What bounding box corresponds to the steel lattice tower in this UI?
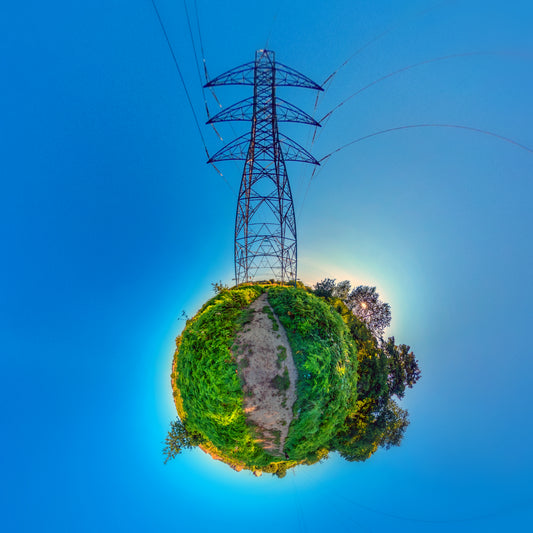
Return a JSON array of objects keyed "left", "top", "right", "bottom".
[{"left": 206, "top": 50, "right": 322, "bottom": 285}]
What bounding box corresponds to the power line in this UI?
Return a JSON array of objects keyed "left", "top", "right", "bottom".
[
  {"left": 149, "top": 0, "right": 234, "bottom": 192},
  {"left": 192, "top": 0, "right": 225, "bottom": 115},
  {"left": 319, "top": 0, "right": 458, "bottom": 90},
  {"left": 319, "top": 51, "right": 524, "bottom": 125},
  {"left": 182, "top": 0, "right": 208, "bottom": 108},
  {"left": 311, "top": 0, "right": 458, "bottom": 121},
  {"left": 298, "top": 123, "right": 532, "bottom": 218},
  {"left": 183, "top": 0, "right": 223, "bottom": 140},
  {"left": 149, "top": 0, "right": 209, "bottom": 158},
  {"left": 320, "top": 124, "right": 533, "bottom": 162},
  {"left": 192, "top": 0, "right": 209, "bottom": 85}
]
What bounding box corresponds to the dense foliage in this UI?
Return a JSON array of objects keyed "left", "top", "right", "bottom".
[
  {"left": 163, "top": 418, "right": 201, "bottom": 464},
  {"left": 172, "top": 284, "right": 276, "bottom": 468},
  {"left": 314, "top": 279, "right": 421, "bottom": 462},
  {"left": 167, "top": 280, "right": 421, "bottom": 475},
  {"left": 315, "top": 279, "right": 391, "bottom": 340},
  {"left": 267, "top": 286, "right": 358, "bottom": 460}
]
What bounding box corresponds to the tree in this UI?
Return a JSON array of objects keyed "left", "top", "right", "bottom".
[
  {"left": 313, "top": 278, "right": 352, "bottom": 299},
  {"left": 344, "top": 286, "right": 391, "bottom": 341},
  {"left": 332, "top": 398, "right": 409, "bottom": 461},
  {"left": 212, "top": 281, "right": 229, "bottom": 294},
  {"left": 382, "top": 337, "right": 421, "bottom": 399},
  {"left": 163, "top": 418, "right": 199, "bottom": 464},
  {"left": 275, "top": 462, "right": 288, "bottom": 478},
  {"left": 313, "top": 280, "right": 391, "bottom": 341},
  {"left": 378, "top": 399, "right": 409, "bottom": 449},
  {"left": 313, "top": 278, "right": 337, "bottom": 298}
]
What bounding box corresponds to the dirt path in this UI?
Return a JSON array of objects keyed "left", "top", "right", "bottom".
[{"left": 232, "top": 293, "right": 298, "bottom": 456}]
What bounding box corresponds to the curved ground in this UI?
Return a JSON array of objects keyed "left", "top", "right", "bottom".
[{"left": 232, "top": 293, "right": 298, "bottom": 456}]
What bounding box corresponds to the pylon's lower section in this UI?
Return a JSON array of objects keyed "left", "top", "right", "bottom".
[{"left": 235, "top": 153, "right": 297, "bottom": 285}]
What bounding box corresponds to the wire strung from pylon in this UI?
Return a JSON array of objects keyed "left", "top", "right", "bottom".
[
  {"left": 299, "top": 50, "right": 532, "bottom": 215},
  {"left": 183, "top": 0, "right": 223, "bottom": 140},
  {"left": 297, "top": 163, "right": 322, "bottom": 221},
  {"left": 182, "top": 2, "right": 208, "bottom": 113},
  {"left": 309, "top": 49, "right": 531, "bottom": 153},
  {"left": 149, "top": 0, "right": 233, "bottom": 192},
  {"left": 189, "top": 0, "right": 238, "bottom": 144},
  {"left": 150, "top": 0, "right": 208, "bottom": 154},
  {"left": 189, "top": 0, "right": 245, "bottom": 184},
  {"left": 192, "top": 0, "right": 223, "bottom": 111},
  {"left": 319, "top": 124, "right": 533, "bottom": 163},
  {"left": 308, "top": 0, "right": 458, "bottom": 159},
  {"left": 315, "top": 0, "right": 458, "bottom": 108},
  {"left": 297, "top": 122, "right": 533, "bottom": 218},
  {"left": 318, "top": 51, "right": 522, "bottom": 129}
]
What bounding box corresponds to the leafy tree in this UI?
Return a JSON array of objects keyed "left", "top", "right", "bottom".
[
  {"left": 163, "top": 418, "right": 200, "bottom": 464},
  {"left": 333, "top": 280, "right": 351, "bottom": 299},
  {"left": 313, "top": 280, "right": 391, "bottom": 341},
  {"left": 275, "top": 462, "right": 288, "bottom": 478},
  {"left": 378, "top": 399, "right": 410, "bottom": 449},
  {"left": 332, "top": 398, "right": 409, "bottom": 461},
  {"left": 313, "top": 278, "right": 337, "bottom": 298},
  {"left": 313, "top": 278, "right": 352, "bottom": 299},
  {"left": 382, "top": 337, "right": 421, "bottom": 399},
  {"left": 327, "top": 297, "right": 419, "bottom": 463},
  {"left": 344, "top": 285, "right": 391, "bottom": 341},
  {"left": 356, "top": 336, "right": 389, "bottom": 402}
]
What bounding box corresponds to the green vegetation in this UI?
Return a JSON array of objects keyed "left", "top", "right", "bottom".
[
  {"left": 163, "top": 418, "right": 202, "bottom": 464},
  {"left": 167, "top": 279, "right": 421, "bottom": 476},
  {"left": 271, "top": 367, "right": 290, "bottom": 391},
  {"left": 315, "top": 279, "right": 421, "bottom": 462},
  {"left": 267, "top": 286, "right": 358, "bottom": 460},
  {"left": 172, "top": 284, "right": 276, "bottom": 468},
  {"left": 277, "top": 345, "right": 287, "bottom": 362},
  {"left": 262, "top": 305, "right": 279, "bottom": 331}
]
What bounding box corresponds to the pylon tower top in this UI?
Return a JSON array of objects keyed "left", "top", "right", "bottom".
[{"left": 206, "top": 50, "right": 322, "bottom": 286}]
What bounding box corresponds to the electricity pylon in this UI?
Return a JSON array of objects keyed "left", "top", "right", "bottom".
[{"left": 206, "top": 50, "right": 322, "bottom": 285}]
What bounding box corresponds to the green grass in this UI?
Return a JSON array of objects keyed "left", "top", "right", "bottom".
[
  {"left": 173, "top": 284, "right": 276, "bottom": 467},
  {"left": 262, "top": 305, "right": 279, "bottom": 331},
  {"left": 267, "top": 286, "right": 359, "bottom": 461},
  {"left": 277, "top": 345, "right": 287, "bottom": 362},
  {"left": 172, "top": 283, "right": 360, "bottom": 473},
  {"left": 271, "top": 367, "right": 290, "bottom": 391}
]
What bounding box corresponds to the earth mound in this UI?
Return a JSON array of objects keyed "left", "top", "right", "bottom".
[{"left": 169, "top": 282, "right": 420, "bottom": 477}]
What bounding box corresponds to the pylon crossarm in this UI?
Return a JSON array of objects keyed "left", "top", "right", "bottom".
[
  {"left": 204, "top": 62, "right": 256, "bottom": 86},
  {"left": 207, "top": 97, "right": 255, "bottom": 123},
  {"left": 207, "top": 134, "right": 250, "bottom": 162},
  {"left": 208, "top": 97, "right": 320, "bottom": 125},
  {"left": 204, "top": 58, "right": 323, "bottom": 91},
  {"left": 278, "top": 134, "right": 320, "bottom": 164},
  {"left": 273, "top": 63, "right": 324, "bottom": 90},
  {"left": 209, "top": 133, "right": 319, "bottom": 164},
  {"left": 276, "top": 99, "right": 321, "bottom": 125}
]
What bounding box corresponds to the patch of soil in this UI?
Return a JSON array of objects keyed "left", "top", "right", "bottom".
[{"left": 232, "top": 293, "right": 298, "bottom": 456}]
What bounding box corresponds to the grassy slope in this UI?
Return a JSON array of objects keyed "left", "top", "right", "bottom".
[
  {"left": 173, "top": 284, "right": 282, "bottom": 468},
  {"left": 267, "top": 287, "right": 359, "bottom": 461},
  {"left": 172, "top": 284, "right": 359, "bottom": 471}
]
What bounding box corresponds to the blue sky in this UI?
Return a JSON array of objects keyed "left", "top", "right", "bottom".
[{"left": 2, "top": 1, "right": 532, "bottom": 531}]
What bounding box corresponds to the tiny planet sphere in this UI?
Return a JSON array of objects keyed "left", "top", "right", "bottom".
[{"left": 168, "top": 282, "right": 418, "bottom": 477}]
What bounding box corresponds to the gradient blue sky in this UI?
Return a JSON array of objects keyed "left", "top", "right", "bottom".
[{"left": 2, "top": 1, "right": 532, "bottom": 531}]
